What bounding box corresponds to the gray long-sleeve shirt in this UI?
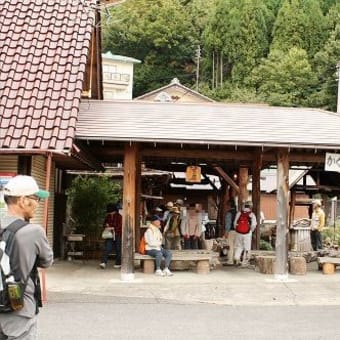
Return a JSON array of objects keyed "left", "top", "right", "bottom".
[{"left": 1, "top": 216, "right": 53, "bottom": 318}]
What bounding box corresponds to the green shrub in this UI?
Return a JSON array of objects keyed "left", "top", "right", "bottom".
[
  {"left": 322, "top": 225, "right": 340, "bottom": 246},
  {"left": 259, "top": 239, "right": 273, "bottom": 251},
  {"left": 67, "top": 176, "right": 122, "bottom": 237}
]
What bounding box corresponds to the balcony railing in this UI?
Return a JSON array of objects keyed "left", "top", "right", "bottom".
[{"left": 103, "top": 72, "right": 130, "bottom": 84}]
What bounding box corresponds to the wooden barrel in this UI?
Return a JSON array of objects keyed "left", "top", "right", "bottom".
[{"left": 290, "top": 227, "right": 312, "bottom": 252}]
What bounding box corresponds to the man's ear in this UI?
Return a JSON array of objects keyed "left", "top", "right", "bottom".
[{"left": 19, "top": 196, "right": 32, "bottom": 209}]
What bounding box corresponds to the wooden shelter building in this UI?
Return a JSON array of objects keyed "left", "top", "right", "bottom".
[
  {"left": 2, "top": 0, "right": 340, "bottom": 282},
  {"left": 76, "top": 100, "right": 340, "bottom": 280}
]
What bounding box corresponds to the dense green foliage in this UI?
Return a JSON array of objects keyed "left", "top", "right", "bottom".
[
  {"left": 67, "top": 176, "right": 122, "bottom": 236},
  {"left": 102, "top": 0, "right": 340, "bottom": 111}
]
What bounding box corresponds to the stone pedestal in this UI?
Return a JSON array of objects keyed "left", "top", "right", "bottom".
[
  {"left": 289, "top": 256, "right": 307, "bottom": 275},
  {"left": 143, "top": 259, "right": 155, "bottom": 274},
  {"left": 256, "top": 255, "right": 276, "bottom": 274},
  {"left": 196, "top": 260, "right": 210, "bottom": 274}
]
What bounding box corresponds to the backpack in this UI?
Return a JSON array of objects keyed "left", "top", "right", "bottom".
[
  {"left": 168, "top": 214, "right": 180, "bottom": 233},
  {"left": 235, "top": 211, "right": 251, "bottom": 234},
  {"left": 0, "top": 219, "right": 29, "bottom": 313},
  {"left": 204, "top": 223, "right": 216, "bottom": 240},
  {"left": 138, "top": 235, "right": 146, "bottom": 255}
]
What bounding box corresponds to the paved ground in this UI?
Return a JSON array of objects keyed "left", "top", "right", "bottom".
[
  {"left": 44, "top": 259, "right": 340, "bottom": 306},
  {"left": 37, "top": 260, "right": 340, "bottom": 339}
]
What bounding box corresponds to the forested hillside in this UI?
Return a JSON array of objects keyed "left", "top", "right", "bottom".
[{"left": 102, "top": 0, "right": 340, "bottom": 111}]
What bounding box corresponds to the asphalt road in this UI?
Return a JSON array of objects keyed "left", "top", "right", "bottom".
[{"left": 38, "top": 293, "right": 340, "bottom": 340}]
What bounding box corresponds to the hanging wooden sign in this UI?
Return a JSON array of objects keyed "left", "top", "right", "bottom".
[{"left": 185, "top": 166, "right": 201, "bottom": 183}]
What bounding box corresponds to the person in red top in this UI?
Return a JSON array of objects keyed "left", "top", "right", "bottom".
[{"left": 100, "top": 204, "right": 122, "bottom": 269}]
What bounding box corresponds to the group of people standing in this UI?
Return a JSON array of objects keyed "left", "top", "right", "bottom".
[
  {"left": 99, "top": 196, "right": 326, "bottom": 274},
  {"left": 223, "top": 198, "right": 326, "bottom": 268},
  {"left": 162, "top": 200, "right": 206, "bottom": 251},
  {"left": 142, "top": 199, "right": 207, "bottom": 276}
]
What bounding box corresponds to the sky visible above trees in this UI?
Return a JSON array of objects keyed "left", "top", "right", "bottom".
[{"left": 102, "top": 0, "right": 340, "bottom": 111}]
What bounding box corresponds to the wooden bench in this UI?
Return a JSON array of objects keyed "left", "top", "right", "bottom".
[
  {"left": 134, "top": 250, "right": 218, "bottom": 274},
  {"left": 317, "top": 257, "right": 340, "bottom": 274}
]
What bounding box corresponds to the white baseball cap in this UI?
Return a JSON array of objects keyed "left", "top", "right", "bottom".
[
  {"left": 4, "top": 175, "right": 49, "bottom": 199},
  {"left": 312, "top": 199, "right": 322, "bottom": 206}
]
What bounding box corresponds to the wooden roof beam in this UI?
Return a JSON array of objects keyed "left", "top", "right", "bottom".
[{"left": 214, "top": 166, "right": 239, "bottom": 193}]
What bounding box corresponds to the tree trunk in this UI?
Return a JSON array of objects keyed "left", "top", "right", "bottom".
[{"left": 275, "top": 148, "right": 289, "bottom": 279}]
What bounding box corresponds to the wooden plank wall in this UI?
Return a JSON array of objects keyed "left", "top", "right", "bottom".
[{"left": 31, "top": 155, "right": 55, "bottom": 246}]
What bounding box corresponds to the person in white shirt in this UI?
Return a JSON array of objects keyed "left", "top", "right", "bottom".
[
  {"left": 145, "top": 215, "right": 173, "bottom": 276},
  {"left": 234, "top": 201, "right": 257, "bottom": 267}
]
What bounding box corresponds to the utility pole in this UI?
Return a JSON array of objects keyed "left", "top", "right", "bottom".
[
  {"left": 337, "top": 62, "right": 340, "bottom": 113},
  {"left": 195, "top": 45, "right": 201, "bottom": 91}
]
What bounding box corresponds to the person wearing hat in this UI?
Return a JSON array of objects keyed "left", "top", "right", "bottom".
[
  {"left": 233, "top": 201, "right": 257, "bottom": 267},
  {"left": 0, "top": 175, "right": 53, "bottom": 339},
  {"left": 163, "top": 206, "right": 182, "bottom": 250},
  {"left": 162, "top": 201, "right": 174, "bottom": 224},
  {"left": 144, "top": 215, "right": 173, "bottom": 276},
  {"left": 310, "top": 199, "right": 325, "bottom": 251}
]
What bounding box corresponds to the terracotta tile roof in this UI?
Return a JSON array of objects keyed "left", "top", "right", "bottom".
[{"left": 0, "top": 0, "right": 95, "bottom": 151}]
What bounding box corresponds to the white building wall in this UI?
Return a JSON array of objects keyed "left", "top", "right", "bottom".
[{"left": 102, "top": 59, "right": 136, "bottom": 100}]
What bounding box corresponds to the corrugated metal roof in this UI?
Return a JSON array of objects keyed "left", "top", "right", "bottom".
[
  {"left": 0, "top": 0, "right": 95, "bottom": 152},
  {"left": 77, "top": 101, "right": 340, "bottom": 149}
]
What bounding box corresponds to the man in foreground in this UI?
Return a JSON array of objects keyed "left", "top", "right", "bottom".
[{"left": 0, "top": 175, "right": 53, "bottom": 339}]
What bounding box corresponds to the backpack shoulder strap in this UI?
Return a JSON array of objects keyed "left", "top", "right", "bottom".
[
  {"left": 1, "top": 219, "right": 28, "bottom": 248},
  {"left": 2, "top": 219, "right": 28, "bottom": 235}
]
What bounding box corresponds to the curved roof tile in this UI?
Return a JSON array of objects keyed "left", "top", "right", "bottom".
[{"left": 0, "top": 0, "right": 95, "bottom": 151}]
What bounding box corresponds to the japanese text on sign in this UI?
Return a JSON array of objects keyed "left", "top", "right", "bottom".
[{"left": 325, "top": 153, "right": 340, "bottom": 172}]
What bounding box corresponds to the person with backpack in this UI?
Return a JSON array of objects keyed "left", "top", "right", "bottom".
[
  {"left": 0, "top": 175, "right": 53, "bottom": 339},
  {"left": 233, "top": 201, "right": 257, "bottom": 267},
  {"left": 224, "top": 200, "right": 237, "bottom": 265},
  {"left": 163, "top": 206, "right": 182, "bottom": 250}
]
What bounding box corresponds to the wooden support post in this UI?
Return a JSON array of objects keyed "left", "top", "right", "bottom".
[
  {"left": 289, "top": 190, "right": 296, "bottom": 227},
  {"left": 238, "top": 167, "right": 248, "bottom": 209},
  {"left": 219, "top": 182, "right": 229, "bottom": 236},
  {"left": 41, "top": 152, "right": 52, "bottom": 303},
  {"left": 275, "top": 148, "right": 289, "bottom": 279},
  {"left": 121, "top": 143, "right": 140, "bottom": 281},
  {"left": 252, "top": 151, "right": 262, "bottom": 250}
]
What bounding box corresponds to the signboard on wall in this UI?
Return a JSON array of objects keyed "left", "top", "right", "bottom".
[
  {"left": 185, "top": 166, "right": 201, "bottom": 183},
  {"left": 325, "top": 153, "right": 340, "bottom": 172},
  {"left": 0, "top": 173, "right": 16, "bottom": 219}
]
